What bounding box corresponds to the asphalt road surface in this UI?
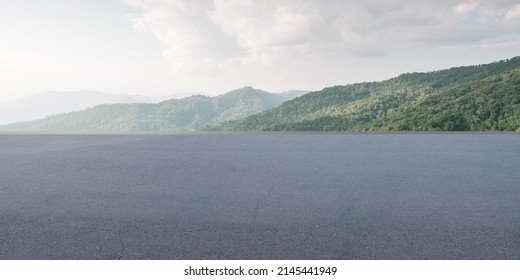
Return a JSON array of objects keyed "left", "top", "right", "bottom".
[{"left": 0, "top": 133, "right": 519, "bottom": 259}]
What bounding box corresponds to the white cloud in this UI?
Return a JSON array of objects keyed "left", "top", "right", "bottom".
[
  {"left": 120, "top": 0, "right": 520, "bottom": 84},
  {"left": 122, "top": 0, "right": 238, "bottom": 73},
  {"left": 209, "top": 0, "right": 323, "bottom": 64},
  {"left": 454, "top": 1, "right": 478, "bottom": 14},
  {"left": 504, "top": 4, "right": 520, "bottom": 21}
]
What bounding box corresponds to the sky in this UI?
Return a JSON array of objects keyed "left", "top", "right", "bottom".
[{"left": 1, "top": 0, "right": 519, "bottom": 102}]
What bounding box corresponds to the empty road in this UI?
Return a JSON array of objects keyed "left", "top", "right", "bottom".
[{"left": 1, "top": 133, "right": 519, "bottom": 259}]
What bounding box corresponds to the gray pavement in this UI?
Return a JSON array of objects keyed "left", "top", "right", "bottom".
[{"left": 0, "top": 133, "right": 519, "bottom": 259}]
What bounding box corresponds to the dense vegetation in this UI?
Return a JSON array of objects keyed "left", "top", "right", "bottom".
[
  {"left": 0, "top": 87, "right": 290, "bottom": 131},
  {"left": 366, "top": 69, "right": 520, "bottom": 131},
  {"left": 211, "top": 57, "right": 520, "bottom": 131}
]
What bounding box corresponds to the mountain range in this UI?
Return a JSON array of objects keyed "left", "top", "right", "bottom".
[
  {"left": 212, "top": 57, "right": 520, "bottom": 132},
  {"left": 1, "top": 56, "right": 519, "bottom": 132},
  {"left": 0, "top": 87, "right": 305, "bottom": 131}
]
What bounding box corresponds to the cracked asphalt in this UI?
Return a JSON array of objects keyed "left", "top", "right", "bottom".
[{"left": 0, "top": 133, "right": 519, "bottom": 259}]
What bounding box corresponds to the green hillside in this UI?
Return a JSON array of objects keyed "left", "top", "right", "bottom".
[
  {"left": 0, "top": 87, "right": 287, "bottom": 131},
  {"left": 210, "top": 57, "right": 520, "bottom": 131},
  {"left": 365, "top": 69, "right": 520, "bottom": 131}
]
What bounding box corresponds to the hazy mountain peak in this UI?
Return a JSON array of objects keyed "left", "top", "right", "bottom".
[
  {"left": 0, "top": 91, "right": 154, "bottom": 125},
  {"left": 0, "top": 87, "right": 295, "bottom": 131}
]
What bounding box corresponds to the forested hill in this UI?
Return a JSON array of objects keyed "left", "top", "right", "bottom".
[
  {"left": 0, "top": 87, "right": 290, "bottom": 131},
  {"left": 211, "top": 57, "right": 520, "bottom": 131},
  {"left": 365, "top": 68, "right": 520, "bottom": 131}
]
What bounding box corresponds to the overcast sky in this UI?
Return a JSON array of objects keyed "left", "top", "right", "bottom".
[{"left": 1, "top": 0, "right": 519, "bottom": 101}]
